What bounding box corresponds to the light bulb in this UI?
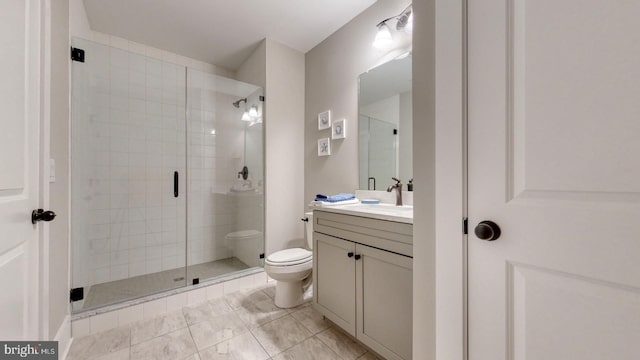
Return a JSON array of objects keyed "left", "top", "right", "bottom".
[
  {"left": 248, "top": 105, "right": 258, "bottom": 119},
  {"left": 241, "top": 111, "right": 251, "bottom": 121},
  {"left": 373, "top": 23, "right": 393, "bottom": 50}
]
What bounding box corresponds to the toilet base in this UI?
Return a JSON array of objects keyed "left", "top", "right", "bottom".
[{"left": 274, "top": 280, "right": 305, "bottom": 308}]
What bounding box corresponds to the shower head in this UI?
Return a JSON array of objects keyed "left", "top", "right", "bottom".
[{"left": 232, "top": 98, "right": 247, "bottom": 108}]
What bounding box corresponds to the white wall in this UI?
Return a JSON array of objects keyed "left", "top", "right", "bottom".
[
  {"left": 304, "top": 3, "right": 434, "bottom": 358},
  {"left": 304, "top": 0, "right": 412, "bottom": 204},
  {"left": 434, "top": 0, "right": 465, "bottom": 359},
  {"left": 69, "top": 0, "right": 91, "bottom": 39},
  {"left": 412, "top": 0, "right": 436, "bottom": 359},
  {"left": 360, "top": 95, "right": 400, "bottom": 124},
  {"left": 236, "top": 41, "right": 266, "bottom": 88},
  {"left": 265, "top": 40, "right": 305, "bottom": 254},
  {"left": 237, "top": 39, "right": 306, "bottom": 256}
]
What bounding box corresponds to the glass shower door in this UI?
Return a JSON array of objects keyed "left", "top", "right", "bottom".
[
  {"left": 70, "top": 38, "right": 187, "bottom": 311},
  {"left": 359, "top": 115, "right": 398, "bottom": 190},
  {"left": 185, "top": 69, "right": 264, "bottom": 285}
]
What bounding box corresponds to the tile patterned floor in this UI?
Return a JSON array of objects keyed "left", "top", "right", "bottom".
[
  {"left": 68, "top": 284, "right": 382, "bottom": 360},
  {"left": 83, "top": 258, "right": 250, "bottom": 309}
]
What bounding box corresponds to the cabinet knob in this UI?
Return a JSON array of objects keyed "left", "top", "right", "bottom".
[
  {"left": 347, "top": 252, "right": 354, "bottom": 258},
  {"left": 354, "top": 254, "right": 361, "bottom": 260}
]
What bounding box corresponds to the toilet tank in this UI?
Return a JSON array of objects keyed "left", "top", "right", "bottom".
[{"left": 305, "top": 212, "right": 313, "bottom": 249}]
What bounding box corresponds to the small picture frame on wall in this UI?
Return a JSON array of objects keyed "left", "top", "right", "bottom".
[
  {"left": 318, "top": 110, "right": 331, "bottom": 130},
  {"left": 318, "top": 137, "right": 331, "bottom": 156},
  {"left": 332, "top": 119, "right": 346, "bottom": 140}
]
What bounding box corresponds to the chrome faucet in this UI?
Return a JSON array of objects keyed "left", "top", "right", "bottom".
[{"left": 386, "top": 177, "right": 403, "bottom": 206}]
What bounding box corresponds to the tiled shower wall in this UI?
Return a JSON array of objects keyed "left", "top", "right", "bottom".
[
  {"left": 186, "top": 73, "right": 264, "bottom": 266},
  {"left": 186, "top": 84, "right": 239, "bottom": 266},
  {"left": 72, "top": 39, "right": 265, "bottom": 291},
  {"left": 71, "top": 38, "right": 187, "bottom": 288}
]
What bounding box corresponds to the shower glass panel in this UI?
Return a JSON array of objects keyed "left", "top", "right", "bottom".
[
  {"left": 185, "top": 70, "right": 264, "bottom": 284},
  {"left": 71, "top": 37, "right": 188, "bottom": 312},
  {"left": 71, "top": 39, "right": 265, "bottom": 314},
  {"left": 358, "top": 115, "right": 397, "bottom": 190}
]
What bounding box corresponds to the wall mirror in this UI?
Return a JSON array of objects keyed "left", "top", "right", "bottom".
[{"left": 358, "top": 54, "right": 412, "bottom": 190}]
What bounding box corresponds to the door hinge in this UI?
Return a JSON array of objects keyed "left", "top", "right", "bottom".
[
  {"left": 393, "top": 128, "right": 398, "bottom": 135},
  {"left": 259, "top": 96, "right": 265, "bottom": 102},
  {"left": 259, "top": 253, "right": 265, "bottom": 259},
  {"left": 70, "top": 287, "right": 84, "bottom": 302},
  {"left": 463, "top": 217, "right": 468, "bottom": 235},
  {"left": 71, "top": 47, "right": 85, "bottom": 62}
]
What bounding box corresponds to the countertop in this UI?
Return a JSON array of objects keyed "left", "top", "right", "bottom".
[{"left": 311, "top": 203, "right": 413, "bottom": 224}]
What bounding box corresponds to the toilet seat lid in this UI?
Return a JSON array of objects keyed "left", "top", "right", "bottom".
[{"left": 266, "top": 248, "right": 312, "bottom": 266}]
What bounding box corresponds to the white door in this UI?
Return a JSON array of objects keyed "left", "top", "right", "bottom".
[
  {"left": 468, "top": 0, "right": 640, "bottom": 359},
  {"left": 0, "top": 0, "right": 45, "bottom": 340}
]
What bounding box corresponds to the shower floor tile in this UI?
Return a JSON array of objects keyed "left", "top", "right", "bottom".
[{"left": 83, "top": 257, "right": 250, "bottom": 309}]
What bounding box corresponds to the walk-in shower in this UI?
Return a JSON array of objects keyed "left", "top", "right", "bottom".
[{"left": 70, "top": 38, "right": 264, "bottom": 312}]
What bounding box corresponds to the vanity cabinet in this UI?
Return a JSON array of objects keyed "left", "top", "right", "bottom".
[
  {"left": 313, "top": 210, "right": 413, "bottom": 360},
  {"left": 314, "top": 232, "right": 357, "bottom": 334}
]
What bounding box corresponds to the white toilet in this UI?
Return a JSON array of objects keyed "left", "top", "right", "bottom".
[{"left": 265, "top": 212, "right": 313, "bottom": 308}]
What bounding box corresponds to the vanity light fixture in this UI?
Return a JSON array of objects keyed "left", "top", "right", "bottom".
[
  {"left": 373, "top": 23, "right": 393, "bottom": 50},
  {"left": 373, "top": 4, "right": 413, "bottom": 50},
  {"left": 397, "top": 5, "right": 413, "bottom": 33}
]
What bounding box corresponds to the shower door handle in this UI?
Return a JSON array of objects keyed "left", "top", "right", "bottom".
[{"left": 174, "top": 171, "right": 179, "bottom": 198}]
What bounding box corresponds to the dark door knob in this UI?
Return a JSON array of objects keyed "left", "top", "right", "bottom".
[
  {"left": 32, "top": 209, "right": 56, "bottom": 224},
  {"left": 474, "top": 220, "right": 501, "bottom": 241},
  {"left": 347, "top": 252, "right": 354, "bottom": 258}
]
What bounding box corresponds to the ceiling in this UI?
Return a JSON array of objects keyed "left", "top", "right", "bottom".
[{"left": 83, "top": 0, "right": 377, "bottom": 70}]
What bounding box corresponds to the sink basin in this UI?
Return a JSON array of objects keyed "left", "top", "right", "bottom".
[{"left": 322, "top": 203, "right": 413, "bottom": 223}]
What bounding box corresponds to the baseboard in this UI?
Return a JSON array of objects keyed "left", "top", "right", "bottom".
[{"left": 54, "top": 315, "right": 72, "bottom": 360}]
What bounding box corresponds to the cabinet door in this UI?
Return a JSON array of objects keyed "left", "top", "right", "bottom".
[
  {"left": 356, "top": 245, "right": 413, "bottom": 360},
  {"left": 313, "top": 232, "right": 357, "bottom": 335}
]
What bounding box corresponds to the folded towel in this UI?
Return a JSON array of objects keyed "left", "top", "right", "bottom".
[
  {"left": 315, "top": 193, "right": 356, "bottom": 202},
  {"left": 309, "top": 198, "right": 360, "bottom": 207}
]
